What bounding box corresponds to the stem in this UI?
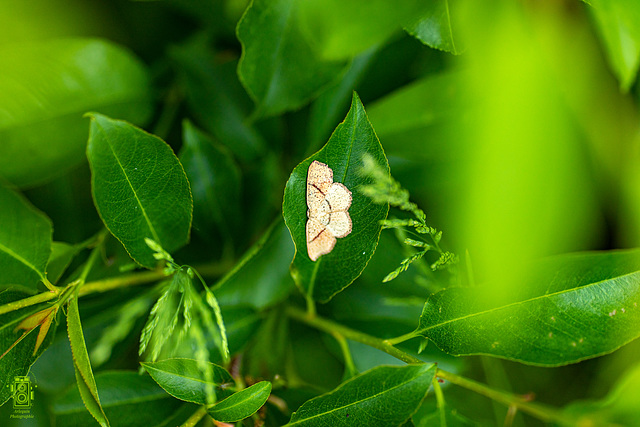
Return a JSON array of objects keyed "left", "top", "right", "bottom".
[
  {"left": 78, "top": 270, "right": 166, "bottom": 296},
  {"left": 0, "top": 291, "right": 58, "bottom": 316},
  {"left": 432, "top": 377, "right": 447, "bottom": 427},
  {"left": 286, "top": 306, "right": 420, "bottom": 364},
  {"left": 436, "top": 370, "right": 573, "bottom": 424},
  {"left": 180, "top": 406, "right": 207, "bottom": 427},
  {"left": 285, "top": 305, "right": 577, "bottom": 425},
  {"left": 41, "top": 277, "right": 58, "bottom": 293},
  {"left": 331, "top": 331, "right": 357, "bottom": 378},
  {"left": 384, "top": 331, "right": 418, "bottom": 346}
]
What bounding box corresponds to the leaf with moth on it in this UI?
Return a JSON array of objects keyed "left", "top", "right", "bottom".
[
  {"left": 416, "top": 249, "right": 640, "bottom": 366},
  {"left": 0, "top": 287, "right": 57, "bottom": 405},
  {"left": 285, "top": 364, "right": 436, "bottom": 426},
  {"left": 86, "top": 113, "right": 193, "bottom": 269},
  {"left": 67, "top": 296, "right": 110, "bottom": 427},
  {"left": 0, "top": 183, "right": 52, "bottom": 290},
  {"left": 208, "top": 381, "right": 272, "bottom": 423},
  {"left": 306, "top": 160, "right": 353, "bottom": 261},
  {"left": 283, "top": 92, "right": 389, "bottom": 302}
]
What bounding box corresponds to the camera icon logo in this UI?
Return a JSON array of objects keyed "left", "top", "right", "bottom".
[{"left": 11, "top": 376, "right": 34, "bottom": 409}]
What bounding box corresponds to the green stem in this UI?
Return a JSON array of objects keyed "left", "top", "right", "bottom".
[
  {"left": 286, "top": 306, "right": 420, "bottom": 364},
  {"left": 78, "top": 270, "right": 166, "bottom": 296},
  {"left": 331, "top": 331, "right": 357, "bottom": 378},
  {"left": 0, "top": 257, "right": 232, "bottom": 316},
  {"left": 435, "top": 370, "right": 573, "bottom": 424},
  {"left": 285, "top": 305, "right": 576, "bottom": 425},
  {"left": 0, "top": 291, "right": 58, "bottom": 316},
  {"left": 180, "top": 406, "right": 207, "bottom": 427},
  {"left": 384, "top": 330, "right": 418, "bottom": 346},
  {"left": 432, "top": 377, "right": 447, "bottom": 427}
]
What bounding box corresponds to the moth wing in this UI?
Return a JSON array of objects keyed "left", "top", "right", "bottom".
[
  {"left": 325, "top": 182, "right": 352, "bottom": 212},
  {"left": 326, "top": 211, "right": 352, "bottom": 239},
  {"left": 307, "top": 161, "right": 333, "bottom": 209},
  {"left": 306, "top": 217, "right": 337, "bottom": 261}
]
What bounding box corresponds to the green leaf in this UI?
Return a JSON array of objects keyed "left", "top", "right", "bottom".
[
  {"left": 562, "top": 361, "right": 640, "bottom": 426},
  {"left": 179, "top": 121, "right": 241, "bottom": 242},
  {"left": 283, "top": 92, "right": 389, "bottom": 302},
  {"left": 140, "top": 358, "right": 233, "bottom": 405},
  {"left": 589, "top": 0, "right": 640, "bottom": 91},
  {"left": 209, "top": 381, "right": 272, "bottom": 422},
  {"left": 416, "top": 249, "right": 640, "bottom": 366},
  {"left": 286, "top": 364, "right": 436, "bottom": 426},
  {"left": 171, "top": 41, "right": 266, "bottom": 162},
  {"left": 0, "top": 184, "right": 52, "bottom": 289},
  {"left": 366, "top": 71, "right": 460, "bottom": 150},
  {"left": 214, "top": 219, "right": 296, "bottom": 310},
  {"left": 403, "top": 1, "right": 460, "bottom": 55},
  {"left": 0, "top": 288, "right": 57, "bottom": 405},
  {"left": 297, "top": 0, "right": 427, "bottom": 60},
  {"left": 306, "top": 48, "right": 378, "bottom": 153},
  {"left": 67, "top": 296, "right": 110, "bottom": 427},
  {"left": 46, "top": 242, "right": 80, "bottom": 284},
  {"left": 0, "top": 38, "right": 152, "bottom": 187},
  {"left": 53, "top": 371, "right": 194, "bottom": 427},
  {"left": 236, "top": 0, "right": 347, "bottom": 117},
  {"left": 86, "top": 113, "right": 193, "bottom": 268}
]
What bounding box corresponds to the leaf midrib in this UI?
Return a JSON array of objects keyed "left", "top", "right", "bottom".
[
  {"left": 213, "top": 383, "right": 267, "bottom": 413},
  {"left": 420, "top": 269, "right": 640, "bottom": 332},
  {"left": 143, "top": 363, "right": 220, "bottom": 386},
  {"left": 93, "top": 120, "right": 161, "bottom": 244},
  {"left": 0, "top": 241, "right": 44, "bottom": 280}
]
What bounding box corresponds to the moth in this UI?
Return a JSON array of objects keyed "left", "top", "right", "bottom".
[{"left": 306, "top": 160, "right": 352, "bottom": 261}]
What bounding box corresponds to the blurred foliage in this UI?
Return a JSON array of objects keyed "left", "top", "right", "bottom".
[{"left": 0, "top": 0, "right": 639, "bottom": 426}]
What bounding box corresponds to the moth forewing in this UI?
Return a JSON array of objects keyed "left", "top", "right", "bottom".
[{"left": 306, "top": 161, "right": 353, "bottom": 261}]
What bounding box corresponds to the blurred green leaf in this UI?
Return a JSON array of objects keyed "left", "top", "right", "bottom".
[
  {"left": 283, "top": 93, "right": 389, "bottom": 302},
  {"left": 214, "top": 219, "right": 296, "bottom": 310},
  {"left": 171, "top": 41, "right": 266, "bottom": 161},
  {"left": 52, "top": 371, "right": 194, "bottom": 427},
  {"left": 454, "top": 1, "right": 601, "bottom": 286},
  {"left": 179, "top": 121, "right": 241, "bottom": 243},
  {"left": 562, "top": 361, "right": 640, "bottom": 426},
  {"left": 404, "top": 0, "right": 460, "bottom": 54},
  {"left": 285, "top": 364, "right": 436, "bottom": 426},
  {"left": 209, "top": 381, "right": 272, "bottom": 422},
  {"left": 86, "top": 113, "right": 193, "bottom": 268},
  {"left": 306, "top": 48, "right": 377, "bottom": 154},
  {"left": 236, "top": 0, "right": 347, "bottom": 117},
  {"left": 0, "top": 38, "right": 152, "bottom": 187},
  {"left": 46, "top": 242, "right": 79, "bottom": 284},
  {"left": 366, "top": 71, "right": 460, "bottom": 151},
  {"left": 589, "top": 0, "right": 640, "bottom": 91},
  {"left": 297, "top": 0, "right": 426, "bottom": 60},
  {"left": 141, "top": 358, "right": 233, "bottom": 405},
  {"left": 67, "top": 296, "right": 110, "bottom": 427},
  {"left": 0, "top": 184, "right": 52, "bottom": 289},
  {"left": 0, "top": 288, "right": 57, "bottom": 405},
  {"left": 416, "top": 249, "right": 640, "bottom": 366}
]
